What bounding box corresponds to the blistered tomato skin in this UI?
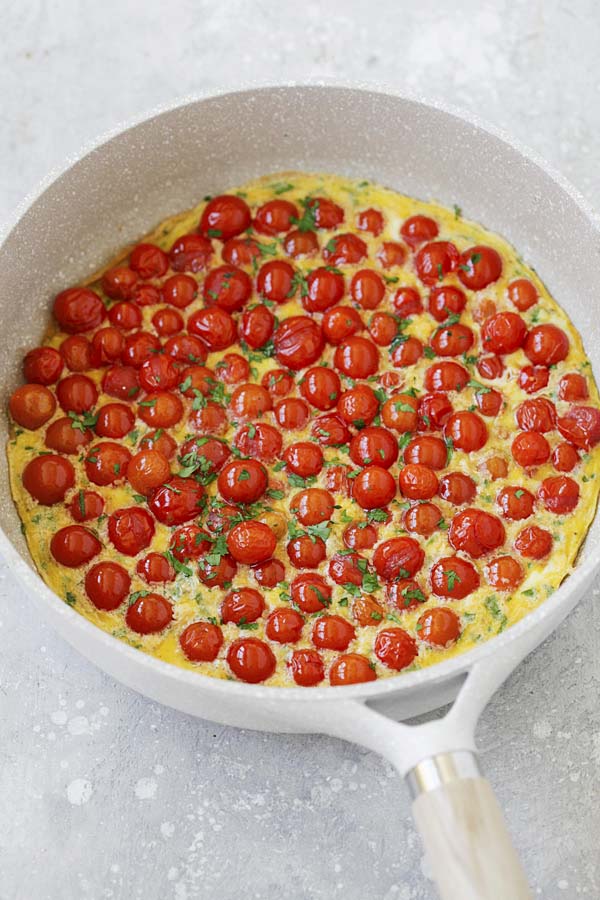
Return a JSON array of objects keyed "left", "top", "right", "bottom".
[{"left": 9, "top": 174, "right": 600, "bottom": 690}]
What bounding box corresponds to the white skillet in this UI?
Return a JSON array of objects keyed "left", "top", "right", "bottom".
[{"left": 1, "top": 85, "right": 599, "bottom": 900}]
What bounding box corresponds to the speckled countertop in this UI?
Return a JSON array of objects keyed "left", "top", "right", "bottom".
[{"left": 1, "top": 2, "right": 600, "bottom": 898}]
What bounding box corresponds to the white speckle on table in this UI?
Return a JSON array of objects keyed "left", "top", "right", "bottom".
[
  {"left": 135, "top": 778, "right": 158, "bottom": 800},
  {"left": 160, "top": 822, "right": 175, "bottom": 839},
  {"left": 67, "top": 779, "right": 93, "bottom": 806},
  {"left": 533, "top": 720, "right": 553, "bottom": 740},
  {"left": 67, "top": 716, "right": 91, "bottom": 736}
]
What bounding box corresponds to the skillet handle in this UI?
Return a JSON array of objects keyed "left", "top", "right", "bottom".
[{"left": 407, "top": 751, "right": 532, "bottom": 900}]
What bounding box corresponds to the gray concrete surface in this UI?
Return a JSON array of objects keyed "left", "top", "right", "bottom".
[{"left": 1, "top": 1, "right": 599, "bottom": 897}]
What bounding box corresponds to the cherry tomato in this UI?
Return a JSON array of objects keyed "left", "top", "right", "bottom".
[
  {"left": 352, "top": 594, "right": 385, "bottom": 626},
  {"left": 473, "top": 298, "right": 496, "bottom": 324},
  {"left": 373, "top": 537, "right": 424, "bottom": 581},
  {"left": 290, "top": 573, "right": 331, "bottom": 613},
  {"left": 291, "top": 488, "right": 335, "bottom": 525},
  {"left": 217, "top": 460, "right": 268, "bottom": 504},
  {"left": 140, "top": 429, "right": 177, "bottom": 460},
  {"left": 265, "top": 608, "right": 304, "bottom": 644},
  {"left": 252, "top": 557, "right": 286, "bottom": 588},
  {"left": 111, "top": 301, "right": 143, "bottom": 331},
  {"left": 67, "top": 489, "right": 104, "bottom": 522},
  {"left": 430, "top": 556, "right": 480, "bottom": 599},
  {"left": 418, "top": 393, "right": 453, "bottom": 431},
  {"left": 438, "top": 472, "right": 476, "bottom": 505},
  {"left": 234, "top": 422, "right": 282, "bottom": 461},
  {"left": 169, "top": 234, "right": 212, "bottom": 272},
  {"left": 484, "top": 556, "right": 524, "bottom": 591},
  {"left": 197, "top": 553, "right": 237, "bottom": 588},
  {"left": 273, "top": 316, "right": 324, "bottom": 370},
  {"left": 139, "top": 354, "right": 179, "bottom": 392},
  {"left": 369, "top": 312, "right": 401, "bottom": 347},
  {"left": 558, "top": 373, "right": 588, "bottom": 401},
  {"left": 334, "top": 336, "right": 379, "bottom": 379},
  {"left": 287, "top": 535, "right": 326, "bottom": 569},
  {"left": 481, "top": 312, "right": 527, "bottom": 355},
  {"left": 444, "top": 411, "right": 487, "bottom": 452},
  {"left": 337, "top": 385, "right": 379, "bottom": 427},
  {"left": 399, "top": 464, "right": 438, "bottom": 500},
  {"left": 222, "top": 236, "right": 261, "bottom": 267},
  {"left": 303, "top": 268, "right": 344, "bottom": 312},
  {"left": 415, "top": 241, "right": 459, "bottom": 285},
  {"left": 170, "top": 524, "right": 211, "bottom": 562},
  {"left": 308, "top": 197, "right": 344, "bottom": 229},
  {"left": 85, "top": 442, "right": 131, "bottom": 486},
  {"left": 329, "top": 653, "right": 376, "bottom": 685},
  {"left": 352, "top": 466, "right": 396, "bottom": 509},
  {"left": 322, "top": 305, "right": 363, "bottom": 345},
  {"left": 511, "top": 431, "right": 550, "bottom": 468},
  {"left": 403, "top": 435, "right": 448, "bottom": 469},
  {"left": 85, "top": 561, "right": 131, "bottom": 610},
  {"left": 254, "top": 199, "right": 298, "bottom": 235},
  {"left": 188, "top": 308, "right": 237, "bottom": 352},
  {"left": 95, "top": 403, "right": 135, "bottom": 439},
  {"left": 552, "top": 442, "right": 579, "bottom": 472},
  {"left": 189, "top": 401, "right": 228, "bottom": 435},
  {"left": 508, "top": 278, "right": 537, "bottom": 311},
  {"left": 518, "top": 365, "right": 549, "bottom": 394},
  {"left": 56, "top": 374, "right": 98, "bottom": 413},
  {"left": 328, "top": 551, "right": 365, "bottom": 586},
  {"left": 497, "top": 486, "right": 535, "bottom": 520},
  {"left": 221, "top": 588, "right": 265, "bottom": 625},
  {"left": 381, "top": 393, "right": 419, "bottom": 433},
  {"left": 538, "top": 475, "right": 579, "bottom": 514},
  {"left": 457, "top": 245, "right": 502, "bottom": 290},
  {"left": 261, "top": 368, "right": 295, "bottom": 397},
  {"left": 60, "top": 335, "right": 94, "bottom": 371},
  {"left": 132, "top": 283, "right": 161, "bottom": 307},
  {"left": 312, "top": 414, "right": 351, "bottom": 447},
  {"left": 524, "top": 324, "right": 569, "bottom": 365},
  {"left": 102, "top": 365, "right": 139, "bottom": 400},
  {"left": 148, "top": 476, "right": 206, "bottom": 525},
  {"left": 239, "top": 304, "right": 275, "bottom": 350},
  {"left": 417, "top": 607, "right": 461, "bottom": 647},
  {"left": 273, "top": 397, "right": 310, "bottom": 430},
  {"left": 50, "top": 525, "right": 101, "bottom": 567},
  {"left": 312, "top": 615, "right": 355, "bottom": 651},
  {"left": 374, "top": 628, "right": 417, "bottom": 671},
  {"left": 323, "top": 233, "right": 367, "bottom": 266},
  {"left": 349, "top": 426, "right": 398, "bottom": 468},
  {"left": 101, "top": 266, "right": 138, "bottom": 300},
  {"left": 343, "top": 522, "right": 378, "bottom": 550},
  {"left": 300, "top": 366, "right": 341, "bottom": 411},
  {"left": 516, "top": 398, "right": 556, "bottom": 433},
  {"left": 200, "top": 195, "right": 251, "bottom": 241},
  {"left": 23, "top": 347, "right": 63, "bottom": 385},
  {"left": 283, "top": 441, "right": 324, "bottom": 478},
  {"left": 230, "top": 383, "right": 272, "bottom": 421},
  {"left": 283, "top": 229, "right": 319, "bottom": 258},
  {"left": 392, "top": 336, "right": 423, "bottom": 367},
  {"left": 393, "top": 287, "right": 423, "bottom": 317},
  {"left": 403, "top": 502, "right": 442, "bottom": 537},
  {"left": 9, "top": 384, "right": 56, "bottom": 429},
  {"left": 22, "top": 454, "right": 75, "bottom": 505},
  {"left": 377, "top": 241, "right": 407, "bottom": 268},
  {"left": 449, "top": 508, "right": 505, "bottom": 558},
  {"left": 477, "top": 355, "right": 504, "bottom": 381},
  {"left": 126, "top": 593, "right": 173, "bottom": 634},
  {"left": 350, "top": 270, "right": 385, "bottom": 310},
  {"left": 428, "top": 286, "right": 466, "bottom": 322},
  {"left": 180, "top": 622, "right": 223, "bottom": 662},
  {"left": 290, "top": 649, "right": 325, "bottom": 686},
  {"left": 424, "top": 361, "right": 469, "bottom": 393},
  {"left": 121, "top": 331, "right": 162, "bottom": 368},
  {"left": 127, "top": 449, "right": 170, "bottom": 495},
  {"left": 227, "top": 638, "right": 275, "bottom": 683},
  {"left": 53, "top": 287, "right": 105, "bottom": 333},
  {"left": 138, "top": 391, "right": 183, "bottom": 428},
  {"left": 401, "top": 215, "right": 438, "bottom": 248},
  {"left": 514, "top": 526, "right": 552, "bottom": 559},
  {"left": 203, "top": 265, "right": 252, "bottom": 312},
  {"left": 108, "top": 507, "right": 155, "bottom": 555},
  {"left": 257, "top": 260, "right": 296, "bottom": 303},
  {"left": 557, "top": 406, "right": 600, "bottom": 449},
  {"left": 430, "top": 323, "right": 474, "bottom": 357},
  {"left": 137, "top": 552, "right": 176, "bottom": 583},
  {"left": 357, "top": 208, "right": 384, "bottom": 235},
  {"left": 226, "top": 521, "right": 277, "bottom": 565},
  {"left": 161, "top": 273, "right": 198, "bottom": 309},
  {"left": 129, "top": 242, "right": 169, "bottom": 279},
  {"left": 325, "top": 464, "right": 351, "bottom": 494}
]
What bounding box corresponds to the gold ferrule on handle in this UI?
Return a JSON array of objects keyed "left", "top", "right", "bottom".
[{"left": 406, "top": 751, "right": 481, "bottom": 798}]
